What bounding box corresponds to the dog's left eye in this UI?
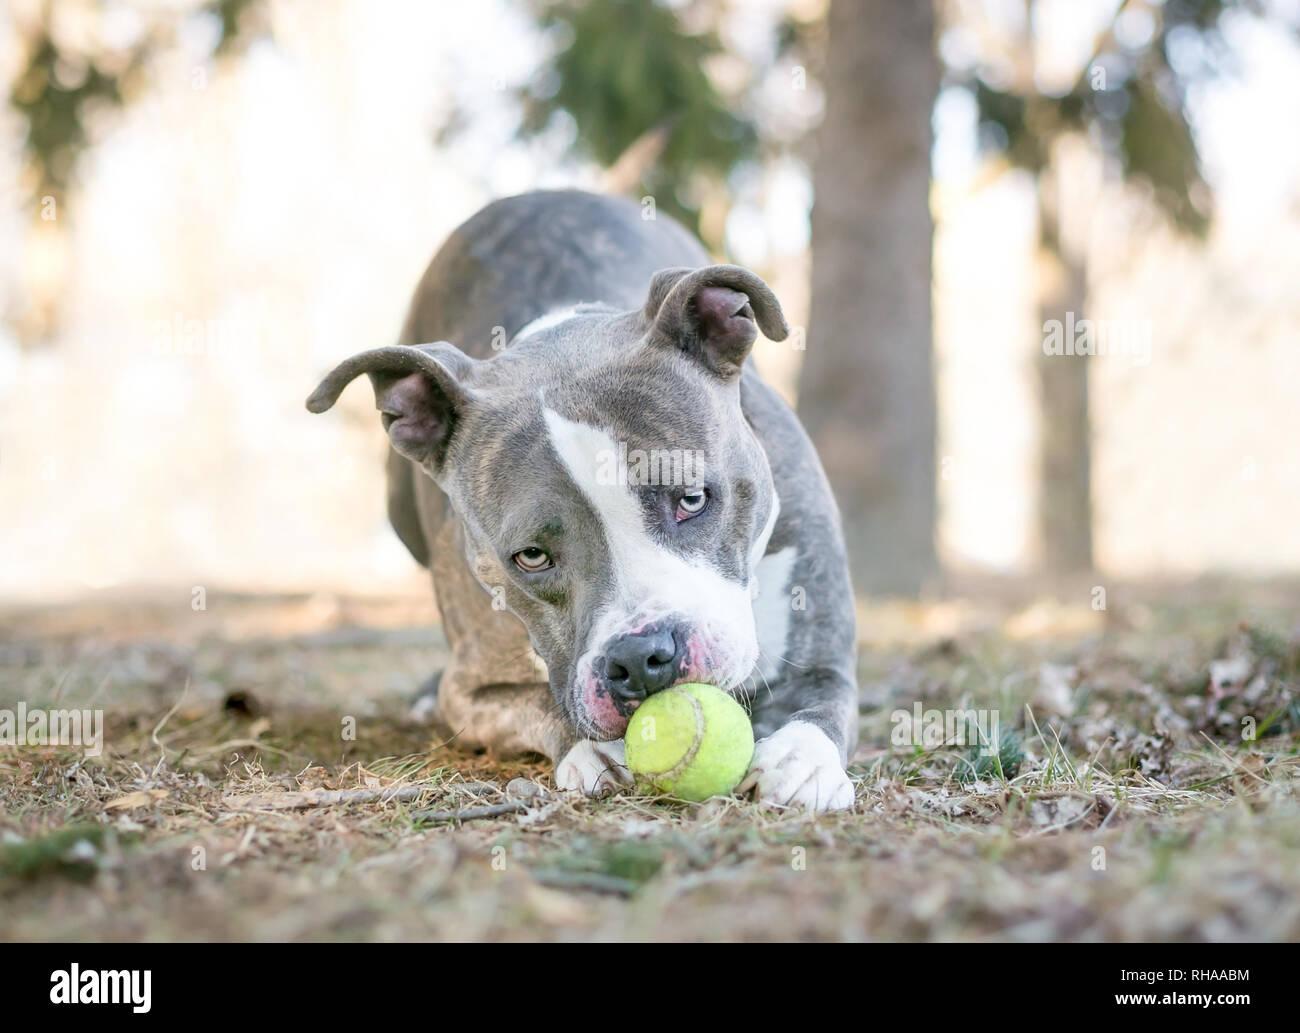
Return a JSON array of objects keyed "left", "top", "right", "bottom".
[{"left": 675, "top": 489, "right": 709, "bottom": 523}]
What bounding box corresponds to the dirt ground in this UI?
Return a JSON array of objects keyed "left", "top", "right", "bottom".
[{"left": 2, "top": 581, "right": 1298, "bottom": 942}]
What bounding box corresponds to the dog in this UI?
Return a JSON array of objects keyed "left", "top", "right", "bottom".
[{"left": 308, "top": 190, "right": 858, "bottom": 810}]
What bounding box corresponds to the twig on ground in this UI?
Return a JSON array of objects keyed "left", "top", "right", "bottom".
[
  {"left": 223, "top": 784, "right": 435, "bottom": 811},
  {"left": 151, "top": 678, "right": 191, "bottom": 775},
  {"left": 192, "top": 738, "right": 292, "bottom": 761},
  {"left": 529, "top": 869, "right": 640, "bottom": 896},
  {"left": 410, "top": 800, "right": 531, "bottom": 824}
]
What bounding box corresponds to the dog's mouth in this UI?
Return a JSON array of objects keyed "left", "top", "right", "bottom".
[
  {"left": 572, "top": 664, "right": 630, "bottom": 740},
  {"left": 569, "top": 624, "right": 757, "bottom": 740}
]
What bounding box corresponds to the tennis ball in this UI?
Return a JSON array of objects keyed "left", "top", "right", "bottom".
[{"left": 624, "top": 682, "right": 755, "bottom": 802}]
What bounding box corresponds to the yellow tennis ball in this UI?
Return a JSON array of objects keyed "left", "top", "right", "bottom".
[{"left": 624, "top": 682, "right": 755, "bottom": 802}]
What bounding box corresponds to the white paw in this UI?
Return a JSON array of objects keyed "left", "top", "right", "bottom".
[
  {"left": 408, "top": 692, "right": 438, "bottom": 723},
  {"left": 739, "top": 721, "right": 854, "bottom": 812},
  {"left": 554, "top": 738, "right": 633, "bottom": 799}
]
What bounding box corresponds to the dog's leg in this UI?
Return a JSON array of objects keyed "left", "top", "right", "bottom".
[
  {"left": 741, "top": 666, "right": 858, "bottom": 812},
  {"left": 738, "top": 539, "right": 860, "bottom": 812},
  {"left": 726, "top": 376, "right": 861, "bottom": 812}
]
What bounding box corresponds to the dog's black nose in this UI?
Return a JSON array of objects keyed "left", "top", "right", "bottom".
[{"left": 601, "top": 628, "right": 680, "bottom": 701}]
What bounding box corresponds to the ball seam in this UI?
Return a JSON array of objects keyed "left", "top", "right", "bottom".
[{"left": 651, "top": 689, "right": 705, "bottom": 784}]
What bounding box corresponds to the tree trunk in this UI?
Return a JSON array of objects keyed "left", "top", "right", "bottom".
[
  {"left": 800, "top": 0, "right": 939, "bottom": 596},
  {"left": 1036, "top": 174, "right": 1093, "bottom": 573}
]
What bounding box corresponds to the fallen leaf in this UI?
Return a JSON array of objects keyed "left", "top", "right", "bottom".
[{"left": 105, "top": 789, "right": 169, "bottom": 811}]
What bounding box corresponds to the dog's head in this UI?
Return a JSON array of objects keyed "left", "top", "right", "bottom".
[{"left": 308, "top": 265, "right": 787, "bottom": 740}]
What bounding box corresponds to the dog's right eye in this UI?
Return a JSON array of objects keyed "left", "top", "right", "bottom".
[{"left": 512, "top": 547, "right": 554, "bottom": 573}]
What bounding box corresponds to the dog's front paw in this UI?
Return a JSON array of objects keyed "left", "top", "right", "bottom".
[
  {"left": 554, "top": 738, "right": 633, "bottom": 799},
  {"left": 739, "top": 721, "right": 854, "bottom": 812}
]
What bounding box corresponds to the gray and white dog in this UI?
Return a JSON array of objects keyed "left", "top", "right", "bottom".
[{"left": 308, "top": 191, "right": 858, "bottom": 810}]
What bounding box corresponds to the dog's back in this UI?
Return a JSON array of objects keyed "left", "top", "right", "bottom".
[{"left": 398, "top": 191, "right": 709, "bottom": 359}]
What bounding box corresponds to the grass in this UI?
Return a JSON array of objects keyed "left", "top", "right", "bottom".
[{"left": 1, "top": 583, "right": 1298, "bottom": 941}]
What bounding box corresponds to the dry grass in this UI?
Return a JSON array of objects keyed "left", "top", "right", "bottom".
[{"left": 2, "top": 584, "right": 1299, "bottom": 942}]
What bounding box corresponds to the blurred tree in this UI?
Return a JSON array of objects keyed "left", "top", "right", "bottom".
[
  {"left": 947, "top": 0, "right": 1238, "bottom": 572},
  {"left": 798, "top": 0, "right": 941, "bottom": 596},
  {"left": 513, "top": 0, "right": 759, "bottom": 242},
  {"left": 6, "top": 0, "right": 266, "bottom": 345},
  {"left": 9, "top": 0, "right": 264, "bottom": 204}
]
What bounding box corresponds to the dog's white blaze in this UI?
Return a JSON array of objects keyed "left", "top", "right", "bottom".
[
  {"left": 542, "top": 408, "right": 758, "bottom": 686},
  {"left": 752, "top": 545, "right": 797, "bottom": 681},
  {"left": 513, "top": 306, "right": 584, "bottom": 343}
]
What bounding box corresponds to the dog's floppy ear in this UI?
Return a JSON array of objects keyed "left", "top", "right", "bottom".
[
  {"left": 306, "top": 342, "right": 475, "bottom": 470},
  {"left": 643, "top": 264, "right": 789, "bottom": 380}
]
